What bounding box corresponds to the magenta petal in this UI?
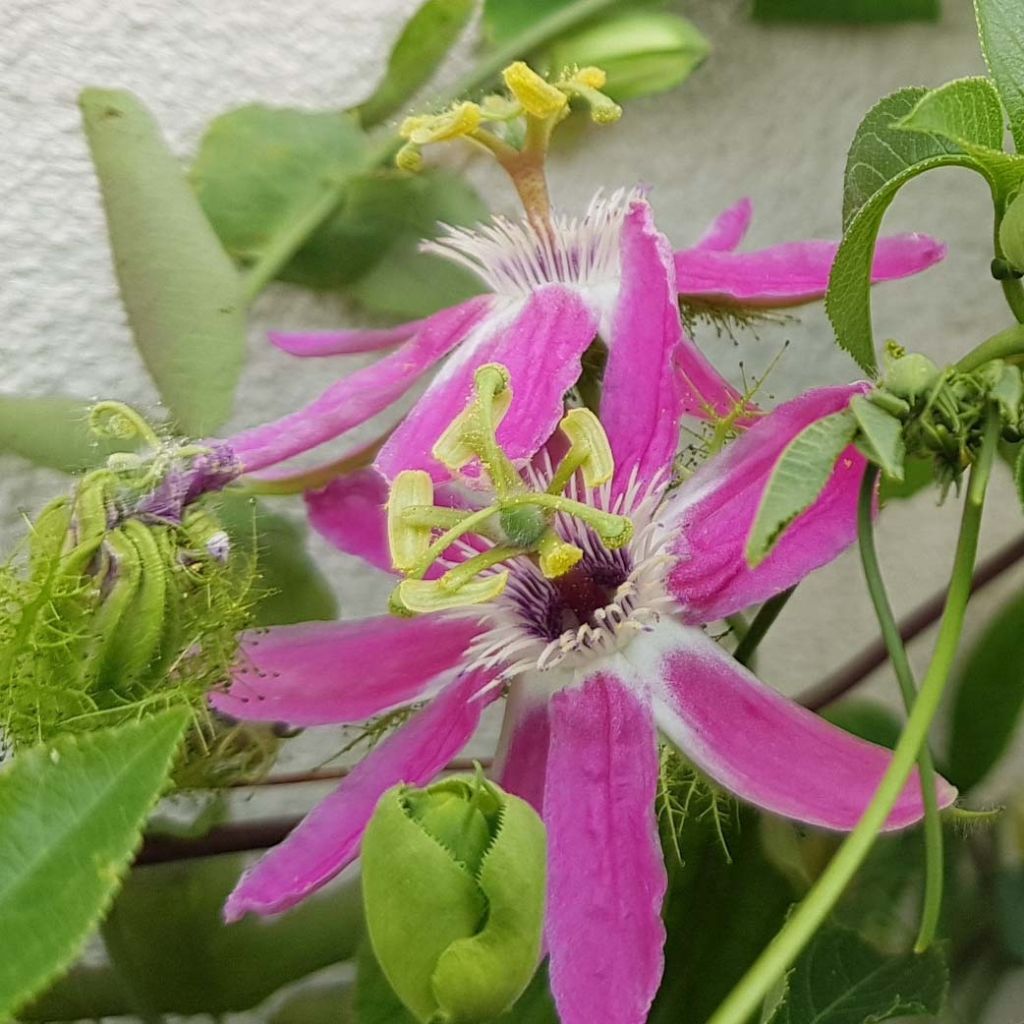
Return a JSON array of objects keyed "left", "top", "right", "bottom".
[
  {"left": 694, "top": 197, "right": 753, "bottom": 251},
  {"left": 223, "top": 671, "right": 492, "bottom": 920},
  {"left": 377, "top": 286, "right": 598, "bottom": 481},
  {"left": 600, "top": 201, "right": 686, "bottom": 493},
  {"left": 545, "top": 672, "right": 666, "bottom": 1024},
  {"left": 227, "top": 297, "right": 492, "bottom": 473},
  {"left": 675, "top": 233, "right": 945, "bottom": 307},
  {"left": 649, "top": 621, "right": 957, "bottom": 830},
  {"left": 665, "top": 384, "right": 869, "bottom": 623},
  {"left": 492, "top": 675, "right": 551, "bottom": 815},
  {"left": 305, "top": 468, "right": 393, "bottom": 575},
  {"left": 211, "top": 615, "right": 481, "bottom": 726},
  {"left": 269, "top": 315, "right": 430, "bottom": 358}
]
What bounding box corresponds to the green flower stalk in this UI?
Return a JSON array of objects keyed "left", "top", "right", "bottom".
[{"left": 361, "top": 771, "right": 547, "bottom": 1024}]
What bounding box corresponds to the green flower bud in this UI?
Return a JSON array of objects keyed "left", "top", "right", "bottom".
[
  {"left": 547, "top": 12, "right": 710, "bottom": 101},
  {"left": 883, "top": 351, "right": 940, "bottom": 401},
  {"left": 999, "top": 191, "right": 1024, "bottom": 274},
  {"left": 361, "top": 773, "right": 547, "bottom": 1024}
]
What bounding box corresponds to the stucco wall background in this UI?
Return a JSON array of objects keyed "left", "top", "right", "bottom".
[{"left": 4, "top": 1, "right": 1024, "bottom": 1018}]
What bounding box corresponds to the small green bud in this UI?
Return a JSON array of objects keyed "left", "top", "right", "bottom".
[
  {"left": 362, "top": 774, "right": 547, "bottom": 1024},
  {"left": 883, "top": 351, "right": 940, "bottom": 401},
  {"left": 999, "top": 191, "right": 1024, "bottom": 275}
]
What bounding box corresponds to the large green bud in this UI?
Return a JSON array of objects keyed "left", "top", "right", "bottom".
[{"left": 361, "top": 773, "right": 546, "bottom": 1024}]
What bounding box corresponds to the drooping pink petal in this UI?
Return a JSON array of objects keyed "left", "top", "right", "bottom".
[
  {"left": 646, "top": 620, "right": 957, "bottom": 830},
  {"left": 492, "top": 674, "right": 551, "bottom": 815},
  {"left": 223, "top": 671, "right": 493, "bottom": 920},
  {"left": 376, "top": 286, "right": 598, "bottom": 482},
  {"left": 211, "top": 615, "right": 481, "bottom": 726},
  {"left": 665, "top": 383, "right": 869, "bottom": 623},
  {"left": 600, "top": 201, "right": 686, "bottom": 494},
  {"left": 227, "top": 297, "right": 493, "bottom": 473},
  {"left": 269, "top": 312, "right": 433, "bottom": 358},
  {"left": 675, "top": 233, "right": 945, "bottom": 307},
  {"left": 305, "top": 468, "right": 393, "bottom": 575},
  {"left": 694, "top": 197, "right": 753, "bottom": 251},
  {"left": 545, "top": 671, "right": 666, "bottom": 1024}
]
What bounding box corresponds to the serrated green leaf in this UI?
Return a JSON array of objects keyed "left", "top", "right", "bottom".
[
  {"left": 0, "top": 395, "right": 139, "bottom": 472},
  {"left": 975, "top": 0, "right": 1024, "bottom": 152},
  {"left": 279, "top": 169, "right": 486, "bottom": 294},
  {"left": 80, "top": 90, "right": 247, "bottom": 436},
  {"left": 850, "top": 394, "right": 906, "bottom": 481},
  {"left": 947, "top": 585, "right": 1024, "bottom": 791},
  {"left": 765, "top": 923, "right": 947, "bottom": 1023},
  {"left": 753, "top": 0, "right": 937, "bottom": 22},
  {"left": 215, "top": 493, "right": 338, "bottom": 626},
  {"left": 746, "top": 410, "right": 858, "bottom": 567},
  {"left": 191, "top": 105, "right": 369, "bottom": 269},
  {"left": 0, "top": 709, "right": 189, "bottom": 1019},
  {"left": 828, "top": 89, "right": 976, "bottom": 371},
  {"left": 357, "top": 0, "right": 475, "bottom": 127}
]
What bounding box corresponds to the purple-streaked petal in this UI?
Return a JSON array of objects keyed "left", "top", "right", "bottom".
[
  {"left": 647, "top": 620, "right": 957, "bottom": 830},
  {"left": 492, "top": 674, "right": 551, "bottom": 815},
  {"left": 211, "top": 615, "right": 481, "bottom": 726},
  {"left": 305, "top": 468, "right": 393, "bottom": 575},
  {"left": 694, "top": 197, "right": 753, "bottom": 251},
  {"left": 665, "top": 384, "right": 869, "bottom": 623},
  {"left": 269, "top": 313, "right": 434, "bottom": 358},
  {"left": 545, "top": 671, "right": 666, "bottom": 1024},
  {"left": 376, "top": 286, "right": 598, "bottom": 482},
  {"left": 223, "top": 671, "right": 493, "bottom": 920},
  {"left": 675, "top": 233, "right": 945, "bottom": 307},
  {"left": 600, "top": 201, "right": 686, "bottom": 494},
  {"left": 227, "top": 297, "right": 493, "bottom": 473}
]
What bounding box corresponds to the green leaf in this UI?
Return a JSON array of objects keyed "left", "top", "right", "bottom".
[
  {"left": 746, "top": 410, "right": 858, "bottom": 567},
  {"left": 828, "top": 88, "right": 978, "bottom": 371},
  {"left": 483, "top": 0, "right": 575, "bottom": 47},
  {"left": 80, "top": 90, "right": 247, "bottom": 436},
  {"left": 996, "top": 866, "right": 1024, "bottom": 962},
  {"left": 821, "top": 699, "right": 903, "bottom": 749},
  {"left": 190, "top": 105, "right": 370, "bottom": 271},
  {"left": 975, "top": 0, "right": 1024, "bottom": 152},
  {"left": 271, "top": 983, "right": 356, "bottom": 1024},
  {"left": 0, "top": 709, "right": 189, "bottom": 1019},
  {"left": 279, "top": 169, "right": 487, "bottom": 294},
  {"left": 850, "top": 394, "right": 906, "bottom": 481},
  {"left": 764, "top": 923, "right": 947, "bottom": 1023},
  {"left": 947, "top": 585, "right": 1024, "bottom": 791},
  {"left": 0, "top": 395, "right": 139, "bottom": 472},
  {"left": 215, "top": 493, "right": 338, "bottom": 626},
  {"left": 753, "top": 0, "right": 937, "bottom": 22},
  {"left": 879, "top": 455, "right": 935, "bottom": 501},
  {"left": 99, "top": 856, "right": 364, "bottom": 1014},
  {"left": 357, "top": 0, "right": 475, "bottom": 127}
]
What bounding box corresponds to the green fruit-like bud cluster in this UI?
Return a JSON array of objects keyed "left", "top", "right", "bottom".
[{"left": 361, "top": 772, "right": 547, "bottom": 1024}]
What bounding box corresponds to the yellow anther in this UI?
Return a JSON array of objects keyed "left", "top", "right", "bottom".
[
  {"left": 502, "top": 62, "right": 568, "bottom": 119},
  {"left": 395, "top": 571, "right": 509, "bottom": 615},
  {"left": 432, "top": 364, "right": 513, "bottom": 474},
  {"left": 400, "top": 101, "right": 483, "bottom": 145},
  {"left": 559, "top": 408, "right": 615, "bottom": 487},
  {"left": 572, "top": 66, "right": 607, "bottom": 90},
  {"left": 395, "top": 142, "right": 423, "bottom": 172},
  {"left": 538, "top": 531, "right": 583, "bottom": 579},
  {"left": 387, "top": 471, "right": 435, "bottom": 573}
]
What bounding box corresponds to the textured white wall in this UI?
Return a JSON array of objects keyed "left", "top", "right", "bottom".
[{"left": 4, "top": 3, "right": 1024, "bottom": 1013}]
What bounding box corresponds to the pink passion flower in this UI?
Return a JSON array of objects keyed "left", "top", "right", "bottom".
[
  {"left": 223, "top": 191, "right": 945, "bottom": 484},
  {"left": 213, "top": 372, "right": 956, "bottom": 1024}
]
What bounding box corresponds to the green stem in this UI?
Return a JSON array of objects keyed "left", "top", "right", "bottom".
[
  {"left": 733, "top": 586, "right": 795, "bottom": 667},
  {"left": 708, "top": 409, "right": 1000, "bottom": 1024},
  {"left": 956, "top": 323, "right": 1024, "bottom": 373},
  {"left": 857, "top": 464, "right": 943, "bottom": 952}
]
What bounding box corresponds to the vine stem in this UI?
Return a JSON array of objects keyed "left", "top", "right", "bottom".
[
  {"left": 956, "top": 322, "right": 1024, "bottom": 373},
  {"left": 733, "top": 586, "right": 796, "bottom": 667},
  {"left": 707, "top": 408, "right": 1000, "bottom": 1024},
  {"left": 857, "top": 464, "right": 942, "bottom": 952}
]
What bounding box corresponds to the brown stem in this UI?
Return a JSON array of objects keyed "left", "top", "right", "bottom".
[{"left": 799, "top": 532, "right": 1024, "bottom": 711}]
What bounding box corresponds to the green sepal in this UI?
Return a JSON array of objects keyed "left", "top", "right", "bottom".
[{"left": 850, "top": 394, "right": 906, "bottom": 481}]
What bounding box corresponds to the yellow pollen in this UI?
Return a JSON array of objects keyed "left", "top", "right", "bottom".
[
  {"left": 573, "top": 66, "right": 607, "bottom": 90},
  {"left": 502, "top": 62, "right": 568, "bottom": 119},
  {"left": 400, "top": 101, "right": 483, "bottom": 145}
]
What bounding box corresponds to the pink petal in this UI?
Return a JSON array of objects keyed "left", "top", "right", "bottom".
[
  {"left": 243, "top": 431, "right": 387, "bottom": 486},
  {"left": 227, "top": 297, "right": 493, "bottom": 473},
  {"left": 675, "top": 233, "right": 945, "bottom": 307},
  {"left": 211, "top": 615, "right": 481, "bottom": 726},
  {"left": 223, "top": 671, "right": 493, "bottom": 920},
  {"left": 600, "top": 201, "right": 687, "bottom": 494},
  {"left": 673, "top": 330, "right": 749, "bottom": 423},
  {"left": 665, "top": 384, "right": 869, "bottom": 623},
  {"left": 647, "top": 620, "right": 957, "bottom": 830},
  {"left": 376, "top": 286, "right": 598, "bottom": 482},
  {"left": 269, "top": 314, "right": 430, "bottom": 358},
  {"left": 492, "top": 676, "right": 551, "bottom": 815},
  {"left": 305, "top": 468, "right": 393, "bottom": 575},
  {"left": 545, "top": 672, "right": 666, "bottom": 1024},
  {"left": 694, "top": 197, "right": 753, "bottom": 251}
]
